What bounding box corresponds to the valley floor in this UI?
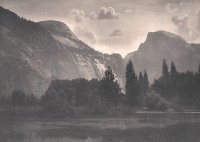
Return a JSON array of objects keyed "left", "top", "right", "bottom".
[{"left": 0, "top": 107, "right": 200, "bottom": 142}]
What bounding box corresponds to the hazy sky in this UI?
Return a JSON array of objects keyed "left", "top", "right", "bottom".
[{"left": 1, "top": 0, "right": 200, "bottom": 57}]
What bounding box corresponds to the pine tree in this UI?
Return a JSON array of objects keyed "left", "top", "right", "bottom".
[
  {"left": 162, "top": 58, "right": 169, "bottom": 78},
  {"left": 198, "top": 64, "right": 200, "bottom": 75},
  {"left": 125, "top": 60, "right": 134, "bottom": 85},
  {"left": 143, "top": 69, "right": 149, "bottom": 91},
  {"left": 125, "top": 60, "right": 139, "bottom": 107},
  {"left": 170, "top": 61, "right": 177, "bottom": 77},
  {"left": 197, "top": 64, "right": 200, "bottom": 103},
  {"left": 139, "top": 72, "right": 145, "bottom": 105},
  {"left": 197, "top": 64, "right": 200, "bottom": 83},
  {"left": 125, "top": 60, "right": 134, "bottom": 94},
  {"left": 100, "top": 66, "right": 121, "bottom": 105},
  {"left": 139, "top": 72, "right": 144, "bottom": 86}
]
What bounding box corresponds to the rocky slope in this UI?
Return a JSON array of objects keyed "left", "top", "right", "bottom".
[
  {"left": 1, "top": 7, "right": 199, "bottom": 97},
  {"left": 0, "top": 7, "right": 124, "bottom": 97},
  {"left": 125, "top": 31, "right": 200, "bottom": 83}
]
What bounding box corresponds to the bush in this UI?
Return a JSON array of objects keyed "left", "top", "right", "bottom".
[
  {"left": 41, "top": 90, "right": 61, "bottom": 111},
  {"left": 86, "top": 93, "right": 108, "bottom": 115},
  {"left": 155, "top": 98, "right": 168, "bottom": 111},
  {"left": 11, "top": 90, "right": 26, "bottom": 106},
  {"left": 145, "top": 91, "right": 168, "bottom": 111},
  {"left": 25, "top": 94, "right": 38, "bottom": 106},
  {"left": 41, "top": 89, "right": 73, "bottom": 113}
]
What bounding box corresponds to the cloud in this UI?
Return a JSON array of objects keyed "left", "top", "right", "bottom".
[
  {"left": 165, "top": 1, "right": 184, "bottom": 13},
  {"left": 90, "top": 12, "right": 97, "bottom": 20},
  {"left": 166, "top": 3, "right": 178, "bottom": 13},
  {"left": 171, "top": 15, "right": 191, "bottom": 40},
  {"left": 196, "top": 9, "right": 200, "bottom": 31},
  {"left": 74, "top": 27, "right": 97, "bottom": 44},
  {"left": 67, "top": 9, "right": 98, "bottom": 45},
  {"left": 171, "top": 15, "right": 189, "bottom": 26},
  {"left": 124, "top": 10, "right": 133, "bottom": 14},
  {"left": 110, "top": 29, "right": 123, "bottom": 37},
  {"left": 70, "top": 9, "right": 85, "bottom": 23},
  {"left": 190, "top": 9, "right": 200, "bottom": 41},
  {"left": 171, "top": 9, "right": 200, "bottom": 42},
  {"left": 90, "top": 7, "right": 119, "bottom": 20}
]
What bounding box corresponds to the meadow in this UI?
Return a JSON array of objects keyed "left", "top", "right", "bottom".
[{"left": 0, "top": 107, "right": 200, "bottom": 142}]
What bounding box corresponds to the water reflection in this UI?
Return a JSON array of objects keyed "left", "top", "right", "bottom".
[{"left": 0, "top": 118, "right": 103, "bottom": 142}]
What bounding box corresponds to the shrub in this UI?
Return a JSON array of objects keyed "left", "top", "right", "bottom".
[
  {"left": 145, "top": 91, "right": 168, "bottom": 111},
  {"left": 41, "top": 89, "right": 73, "bottom": 113},
  {"left": 155, "top": 98, "right": 168, "bottom": 111},
  {"left": 11, "top": 90, "right": 26, "bottom": 106},
  {"left": 25, "top": 94, "right": 37, "bottom": 106},
  {"left": 86, "top": 93, "right": 108, "bottom": 115}
]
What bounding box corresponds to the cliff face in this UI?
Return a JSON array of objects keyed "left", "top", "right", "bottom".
[
  {"left": 2, "top": 6, "right": 199, "bottom": 97},
  {"left": 0, "top": 7, "right": 125, "bottom": 97},
  {"left": 125, "top": 31, "right": 200, "bottom": 83}
]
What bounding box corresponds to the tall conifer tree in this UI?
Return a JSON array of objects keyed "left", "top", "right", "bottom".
[
  {"left": 100, "top": 66, "right": 121, "bottom": 104},
  {"left": 125, "top": 60, "right": 139, "bottom": 107},
  {"left": 143, "top": 69, "right": 149, "bottom": 91},
  {"left": 198, "top": 64, "right": 200, "bottom": 76},
  {"left": 139, "top": 72, "right": 145, "bottom": 105},
  {"left": 170, "top": 61, "right": 177, "bottom": 77},
  {"left": 139, "top": 72, "right": 144, "bottom": 87},
  {"left": 197, "top": 64, "right": 200, "bottom": 83},
  {"left": 162, "top": 58, "right": 169, "bottom": 78}
]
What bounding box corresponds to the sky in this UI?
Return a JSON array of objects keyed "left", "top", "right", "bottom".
[{"left": 1, "top": 0, "right": 200, "bottom": 57}]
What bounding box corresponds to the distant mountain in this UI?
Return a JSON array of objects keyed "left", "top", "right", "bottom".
[
  {"left": 1, "top": 7, "right": 199, "bottom": 97},
  {"left": 125, "top": 31, "right": 200, "bottom": 83},
  {"left": 0, "top": 7, "right": 125, "bottom": 97}
]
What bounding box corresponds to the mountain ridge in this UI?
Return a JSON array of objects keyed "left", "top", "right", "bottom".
[
  {"left": 0, "top": 7, "right": 125, "bottom": 97},
  {"left": 125, "top": 30, "right": 200, "bottom": 83},
  {"left": 1, "top": 6, "right": 200, "bottom": 97}
]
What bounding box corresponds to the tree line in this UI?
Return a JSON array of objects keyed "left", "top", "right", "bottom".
[
  {"left": 1, "top": 59, "right": 200, "bottom": 113},
  {"left": 40, "top": 60, "right": 152, "bottom": 113},
  {"left": 152, "top": 59, "right": 200, "bottom": 108},
  {"left": 0, "top": 90, "right": 38, "bottom": 106},
  {"left": 40, "top": 59, "right": 200, "bottom": 113}
]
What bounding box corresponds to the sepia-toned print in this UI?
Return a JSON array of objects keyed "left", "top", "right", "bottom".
[{"left": 0, "top": 0, "right": 200, "bottom": 142}]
